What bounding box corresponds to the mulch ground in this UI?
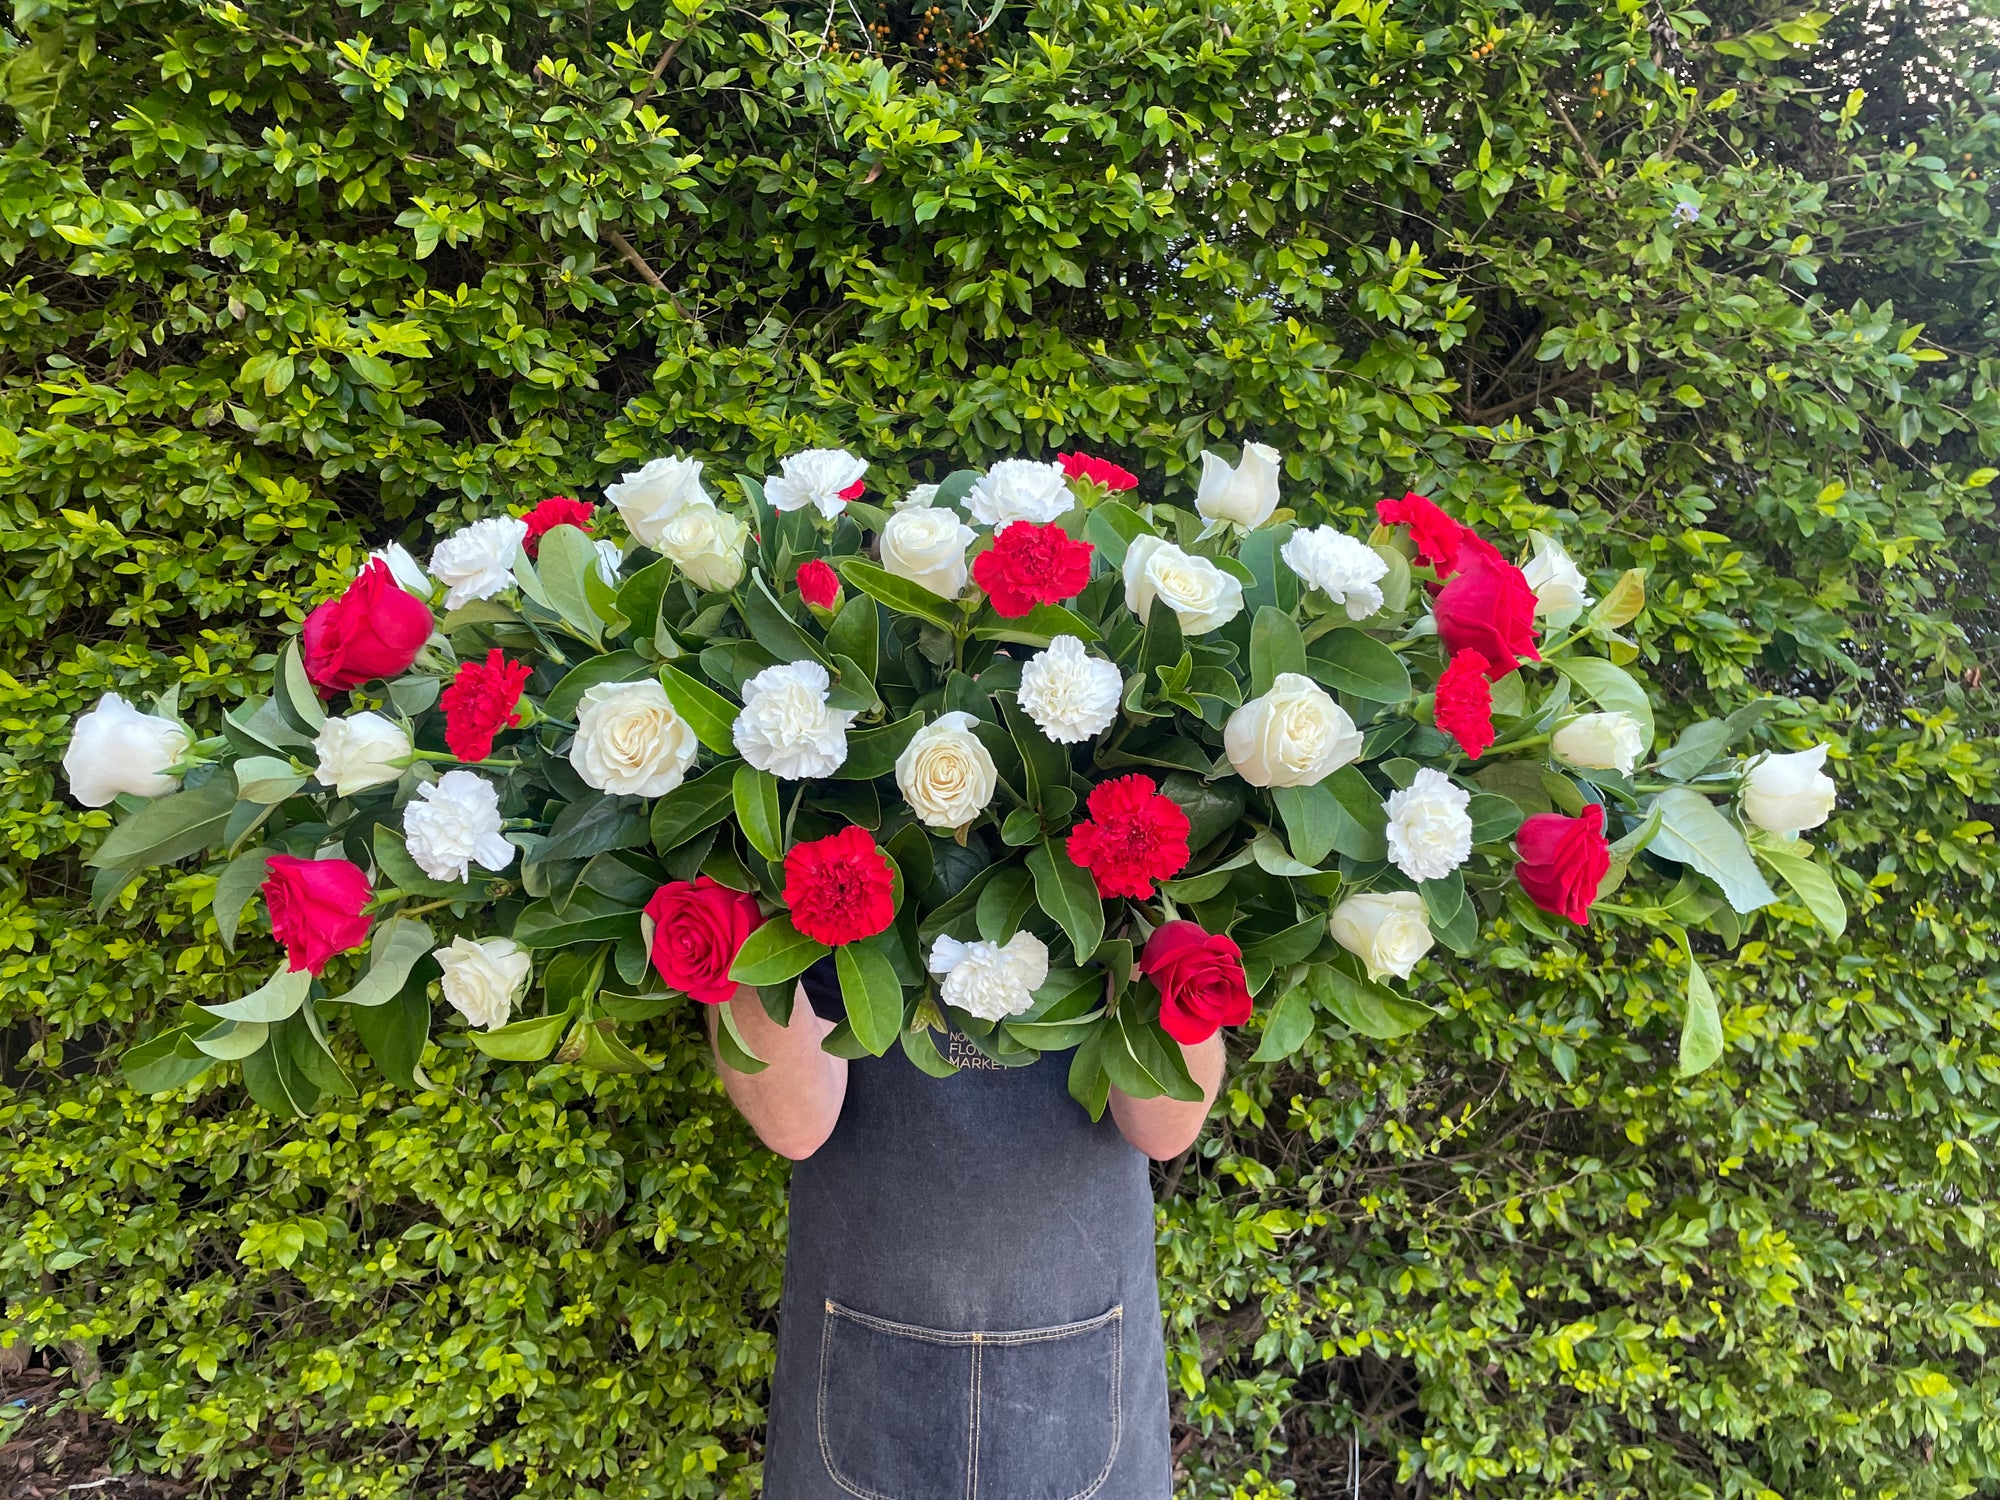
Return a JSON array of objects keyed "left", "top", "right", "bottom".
[{"left": 0, "top": 1364, "right": 186, "bottom": 1500}]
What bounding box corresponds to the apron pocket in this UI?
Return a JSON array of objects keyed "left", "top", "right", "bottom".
[{"left": 816, "top": 1300, "right": 1123, "bottom": 1500}]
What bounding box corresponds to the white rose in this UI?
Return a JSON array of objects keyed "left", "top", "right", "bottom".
[
  {"left": 570, "top": 679, "right": 699, "bottom": 797},
  {"left": 1552, "top": 712, "right": 1647, "bottom": 776},
  {"left": 1018, "top": 636, "right": 1122, "bottom": 744},
  {"left": 733, "top": 661, "right": 858, "bottom": 779},
  {"left": 656, "top": 502, "right": 748, "bottom": 593},
  {"left": 766, "top": 448, "right": 867, "bottom": 519},
  {"left": 896, "top": 711, "right": 998, "bottom": 829},
  {"left": 1224, "top": 673, "right": 1363, "bottom": 788},
  {"left": 429, "top": 517, "right": 528, "bottom": 611},
  {"left": 1195, "top": 442, "right": 1282, "bottom": 528},
  {"left": 606, "top": 455, "right": 711, "bottom": 547},
  {"left": 899, "top": 483, "right": 940, "bottom": 510},
  {"left": 62, "top": 693, "right": 190, "bottom": 807},
  {"left": 927, "top": 931, "right": 1050, "bottom": 1022},
  {"left": 880, "top": 503, "right": 975, "bottom": 600},
  {"left": 1329, "top": 892, "right": 1435, "bottom": 982},
  {"left": 594, "top": 538, "right": 624, "bottom": 585},
  {"left": 371, "top": 541, "right": 433, "bottom": 598},
  {"left": 1522, "top": 533, "right": 1594, "bottom": 623},
  {"left": 312, "top": 711, "right": 410, "bottom": 797},
  {"left": 403, "top": 769, "right": 515, "bottom": 883},
  {"left": 434, "top": 935, "right": 531, "bottom": 1031},
  {"left": 1384, "top": 767, "right": 1474, "bottom": 882},
  {"left": 1741, "top": 744, "right": 1837, "bottom": 835},
  {"left": 966, "top": 459, "right": 1071, "bottom": 527},
  {"left": 1281, "top": 527, "right": 1388, "bottom": 620},
  {"left": 1122, "top": 535, "right": 1245, "bottom": 636}
]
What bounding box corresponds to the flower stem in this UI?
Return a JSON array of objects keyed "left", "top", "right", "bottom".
[{"left": 1483, "top": 731, "right": 1550, "bottom": 758}]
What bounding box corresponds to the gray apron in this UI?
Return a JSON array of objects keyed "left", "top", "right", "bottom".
[{"left": 761, "top": 965, "right": 1172, "bottom": 1499}]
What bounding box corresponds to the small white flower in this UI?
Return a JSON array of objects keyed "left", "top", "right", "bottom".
[
  {"left": 1194, "top": 442, "right": 1282, "bottom": 529},
  {"left": 1224, "top": 674, "right": 1363, "bottom": 788},
  {"left": 880, "top": 502, "right": 975, "bottom": 600},
  {"left": 1281, "top": 527, "right": 1388, "bottom": 620},
  {"left": 429, "top": 517, "right": 528, "bottom": 611},
  {"left": 966, "top": 459, "right": 1072, "bottom": 527},
  {"left": 1018, "top": 636, "right": 1122, "bottom": 744},
  {"left": 403, "top": 769, "right": 515, "bottom": 883},
  {"left": 1329, "top": 892, "right": 1434, "bottom": 982},
  {"left": 312, "top": 711, "right": 410, "bottom": 798},
  {"left": 1122, "top": 534, "right": 1244, "bottom": 636},
  {"left": 570, "top": 679, "right": 700, "bottom": 797},
  {"left": 766, "top": 448, "right": 867, "bottom": 519},
  {"left": 594, "top": 538, "right": 624, "bottom": 585},
  {"left": 898, "top": 483, "right": 940, "bottom": 510},
  {"left": 1383, "top": 768, "right": 1473, "bottom": 882},
  {"left": 896, "top": 711, "right": 998, "bottom": 829},
  {"left": 927, "top": 931, "right": 1050, "bottom": 1022},
  {"left": 1741, "top": 744, "right": 1837, "bottom": 835},
  {"left": 434, "top": 935, "right": 532, "bottom": 1031},
  {"left": 1522, "top": 533, "right": 1594, "bottom": 624},
  {"left": 1553, "top": 712, "right": 1647, "bottom": 776},
  {"left": 606, "top": 455, "right": 712, "bottom": 547},
  {"left": 733, "top": 661, "right": 858, "bottom": 780},
  {"left": 62, "top": 693, "right": 189, "bottom": 807},
  {"left": 656, "top": 502, "right": 749, "bottom": 593},
  {"left": 371, "top": 541, "right": 433, "bottom": 598}
]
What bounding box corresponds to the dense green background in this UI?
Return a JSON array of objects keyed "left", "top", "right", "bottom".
[{"left": 4, "top": 0, "right": 2000, "bottom": 1493}]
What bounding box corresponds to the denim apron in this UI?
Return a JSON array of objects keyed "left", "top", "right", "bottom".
[{"left": 761, "top": 964, "right": 1173, "bottom": 1499}]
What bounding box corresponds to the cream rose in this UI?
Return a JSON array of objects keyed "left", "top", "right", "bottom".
[
  {"left": 62, "top": 693, "right": 190, "bottom": 807},
  {"left": 1121, "top": 535, "right": 1244, "bottom": 636},
  {"left": 879, "top": 503, "right": 975, "bottom": 600},
  {"left": 1224, "top": 673, "right": 1363, "bottom": 788},
  {"left": 1281, "top": 527, "right": 1388, "bottom": 620},
  {"left": 1552, "top": 712, "right": 1647, "bottom": 776},
  {"left": 434, "top": 935, "right": 532, "bottom": 1031},
  {"left": 403, "top": 770, "right": 515, "bottom": 883},
  {"left": 927, "top": 931, "right": 1050, "bottom": 1021},
  {"left": 766, "top": 448, "right": 867, "bottom": 519},
  {"left": 570, "top": 679, "right": 699, "bottom": 797},
  {"left": 732, "top": 660, "right": 857, "bottom": 779},
  {"left": 895, "top": 711, "right": 998, "bottom": 829},
  {"left": 967, "top": 459, "right": 1071, "bottom": 527},
  {"left": 429, "top": 516, "right": 528, "bottom": 611},
  {"left": 1194, "top": 442, "right": 1282, "bottom": 528},
  {"left": 605, "top": 455, "right": 711, "bottom": 547},
  {"left": 1018, "top": 635, "right": 1123, "bottom": 744},
  {"left": 1329, "top": 892, "right": 1435, "bottom": 981},
  {"left": 1741, "top": 744, "right": 1837, "bottom": 835},
  {"left": 1383, "top": 767, "right": 1473, "bottom": 882},
  {"left": 1522, "top": 533, "right": 1594, "bottom": 623},
  {"left": 312, "top": 711, "right": 410, "bottom": 798},
  {"left": 657, "top": 502, "right": 748, "bottom": 593}
]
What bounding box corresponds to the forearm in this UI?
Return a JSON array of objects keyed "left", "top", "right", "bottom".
[
  {"left": 1109, "top": 1032, "right": 1225, "bottom": 1161},
  {"left": 707, "top": 983, "right": 849, "bottom": 1160}
]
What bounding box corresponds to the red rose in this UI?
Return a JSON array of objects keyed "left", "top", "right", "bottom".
[
  {"left": 645, "top": 877, "right": 766, "bottom": 1003},
  {"left": 262, "top": 854, "right": 373, "bottom": 975},
  {"left": 839, "top": 477, "right": 867, "bottom": 502},
  {"left": 1141, "top": 921, "right": 1253, "bottom": 1045},
  {"left": 1514, "top": 802, "right": 1611, "bottom": 925},
  {"left": 1433, "top": 650, "right": 1495, "bottom": 758},
  {"left": 1433, "top": 541, "right": 1541, "bottom": 679},
  {"left": 796, "top": 559, "right": 842, "bottom": 610},
  {"left": 441, "top": 649, "right": 533, "bottom": 762},
  {"left": 1057, "top": 452, "right": 1139, "bottom": 492},
  {"left": 1065, "top": 775, "right": 1191, "bottom": 901},
  {"left": 783, "top": 825, "right": 896, "bottom": 946},
  {"left": 1376, "top": 492, "right": 1471, "bottom": 577},
  {"left": 300, "top": 559, "right": 435, "bottom": 695},
  {"left": 971, "top": 521, "right": 1095, "bottom": 618},
  {"left": 520, "top": 496, "right": 594, "bottom": 557}
]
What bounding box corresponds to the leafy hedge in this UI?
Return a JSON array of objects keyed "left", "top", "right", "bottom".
[{"left": 4, "top": 0, "right": 2000, "bottom": 1494}]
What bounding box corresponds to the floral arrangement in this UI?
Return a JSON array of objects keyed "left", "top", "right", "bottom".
[{"left": 68, "top": 445, "right": 1850, "bottom": 1115}]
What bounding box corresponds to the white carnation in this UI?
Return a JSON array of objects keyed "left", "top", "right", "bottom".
[
  {"left": 570, "top": 679, "right": 699, "bottom": 798},
  {"left": 927, "top": 931, "right": 1050, "bottom": 1022},
  {"left": 1383, "top": 767, "right": 1473, "bottom": 882},
  {"left": 966, "top": 459, "right": 1072, "bottom": 527},
  {"left": 606, "top": 455, "right": 711, "bottom": 547},
  {"left": 312, "top": 711, "right": 410, "bottom": 797},
  {"left": 1194, "top": 442, "right": 1282, "bottom": 529},
  {"left": 1522, "top": 533, "right": 1594, "bottom": 623},
  {"left": 733, "top": 660, "right": 858, "bottom": 779},
  {"left": 434, "top": 935, "right": 531, "bottom": 1031},
  {"left": 880, "top": 502, "right": 975, "bottom": 600},
  {"left": 429, "top": 517, "right": 528, "bottom": 611},
  {"left": 1018, "top": 636, "right": 1122, "bottom": 745},
  {"left": 62, "top": 693, "right": 189, "bottom": 807},
  {"left": 896, "top": 711, "right": 998, "bottom": 829},
  {"left": 766, "top": 448, "right": 867, "bottom": 519},
  {"left": 1121, "top": 534, "right": 1244, "bottom": 636},
  {"left": 403, "top": 770, "right": 515, "bottom": 883},
  {"left": 1281, "top": 527, "right": 1388, "bottom": 620}
]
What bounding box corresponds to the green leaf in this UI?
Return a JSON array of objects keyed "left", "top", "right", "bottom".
[
  {"left": 539, "top": 793, "right": 651, "bottom": 865},
  {"left": 975, "top": 865, "right": 1037, "bottom": 944},
  {"left": 538, "top": 524, "right": 609, "bottom": 646},
  {"left": 275, "top": 639, "right": 326, "bottom": 731},
  {"left": 351, "top": 966, "right": 431, "bottom": 1089},
  {"left": 826, "top": 593, "right": 880, "bottom": 678},
  {"left": 1243, "top": 914, "right": 1326, "bottom": 968},
  {"left": 733, "top": 763, "right": 784, "bottom": 861},
  {"left": 202, "top": 964, "right": 311, "bottom": 1023},
  {"left": 575, "top": 1019, "right": 658, "bottom": 1073},
  {"left": 1251, "top": 829, "right": 1319, "bottom": 877},
  {"left": 997, "top": 692, "right": 1069, "bottom": 811},
  {"left": 1026, "top": 839, "right": 1103, "bottom": 965},
  {"left": 1272, "top": 783, "right": 1340, "bottom": 867},
  {"left": 1067, "top": 1027, "right": 1112, "bottom": 1119},
  {"left": 837, "top": 935, "right": 906, "bottom": 1056},
  {"left": 1466, "top": 792, "right": 1524, "bottom": 844},
  {"left": 615, "top": 556, "right": 676, "bottom": 645},
  {"left": 1249, "top": 606, "right": 1307, "bottom": 695},
  {"left": 511, "top": 887, "right": 644, "bottom": 948},
  {"left": 743, "top": 571, "right": 829, "bottom": 666},
  {"left": 122, "top": 1026, "right": 213, "bottom": 1094},
  {"left": 657, "top": 664, "right": 740, "bottom": 753},
  {"left": 1648, "top": 787, "right": 1777, "bottom": 914},
  {"left": 545, "top": 650, "right": 652, "bottom": 722},
  {"left": 470, "top": 1007, "right": 573, "bottom": 1062},
  {"left": 649, "top": 767, "right": 738, "bottom": 855},
  {"left": 1319, "top": 965, "right": 1437, "bottom": 1039},
  {"left": 1553, "top": 657, "right": 1656, "bottom": 756},
  {"left": 970, "top": 604, "right": 1101, "bottom": 646},
  {"left": 1250, "top": 977, "right": 1317, "bottom": 1063},
  {"left": 87, "top": 775, "right": 237, "bottom": 870},
  {"left": 190, "top": 1018, "right": 271, "bottom": 1060},
  {"left": 1101, "top": 1004, "right": 1203, "bottom": 1101},
  {"left": 1652, "top": 700, "right": 1775, "bottom": 781},
  {"left": 899, "top": 1024, "right": 959, "bottom": 1076},
  {"left": 834, "top": 713, "right": 924, "bottom": 780},
  {"left": 835, "top": 558, "right": 957, "bottom": 628},
  {"left": 1677, "top": 938, "right": 1723, "bottom": 1076},
  {"left": 211, "top": 847, "right": 273, "bottom": 951},
  {"left": 325, "top": 917, "right": 433, "bottom": 1008},
  {"left": 1303, "top": 629, "right": 1412, "bottom": 703},
  {"left": 241, "top": 1016, "right": 320, "bottom": 1117},
  {"left": 1749, "top": 833, "right": 1847, "bottom": 938},
  {"left": 729, "top": 916, "right": 829, "bottom": 986},
  {"left": 714, "top": 999, "right": 767, "bottom": 1074},
  {"left": 1082, "top": 501, "right": 1154, "bottom": 568},
  {"left": 373, "top": 825, "right": 487, "bottom": 899},
  {"left": 234, "top": 755, "right": 306, "bottom": 805}
]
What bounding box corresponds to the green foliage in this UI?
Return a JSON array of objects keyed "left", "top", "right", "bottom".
[{"left": 3, "top": 0, "right": 2000, "bottom": 1494}]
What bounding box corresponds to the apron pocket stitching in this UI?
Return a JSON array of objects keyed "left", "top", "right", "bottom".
[
  {"left": 818, "top": 1309, "right": 944, "bottom": 1500},
  {"left": 1051, "top": 1312, "right": 1122, "bottom": 1500}
]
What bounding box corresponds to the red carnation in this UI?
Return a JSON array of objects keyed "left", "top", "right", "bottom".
[
  {"left": 646, "top": 877, "right": 766, "bottom": 1003},
  {"left": 1065, "top": 775, "right": 1192, "bottom": 901},
  {"left": 1376, "top": 492, "right": 1471, "bottom": 578},
  {"left": 1514, "top": 803, "right": 1612, "bottom": 925},
  {"left": 441, "top": 649, "right": 533, "bottom": 762},
  {"left": 520, "top": 496, "right": 594, "bottom": 557},
  {"left": 1434, "top": 543, "right": 1541, "bottom": 679},
  {"left": 971, "top": 522, "right": 1095, "bottom": 618},
  {"left": 1141, "top": 921, "right": 1253, "bottom": 1045},
  {"left": 783, "top": 825, "right": 896, "bottom": 946},
  {"left": 1058, "top": 452, "right": 1139, "bottom": 492},
  {"left": 261, "top": 854, "right": 373, "bottom": 975},
  {"left": 301, "top": 559, "right": 435, "bottom": 695},
  {"left": 1434, "top": 650, "right": 1495, "bottom": 759},
  {"left": 839, "top": 477, "right": 867, "bottom": 502},
  {"left": 796, "top": 559, "right": 841, "bottom": 611}
]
